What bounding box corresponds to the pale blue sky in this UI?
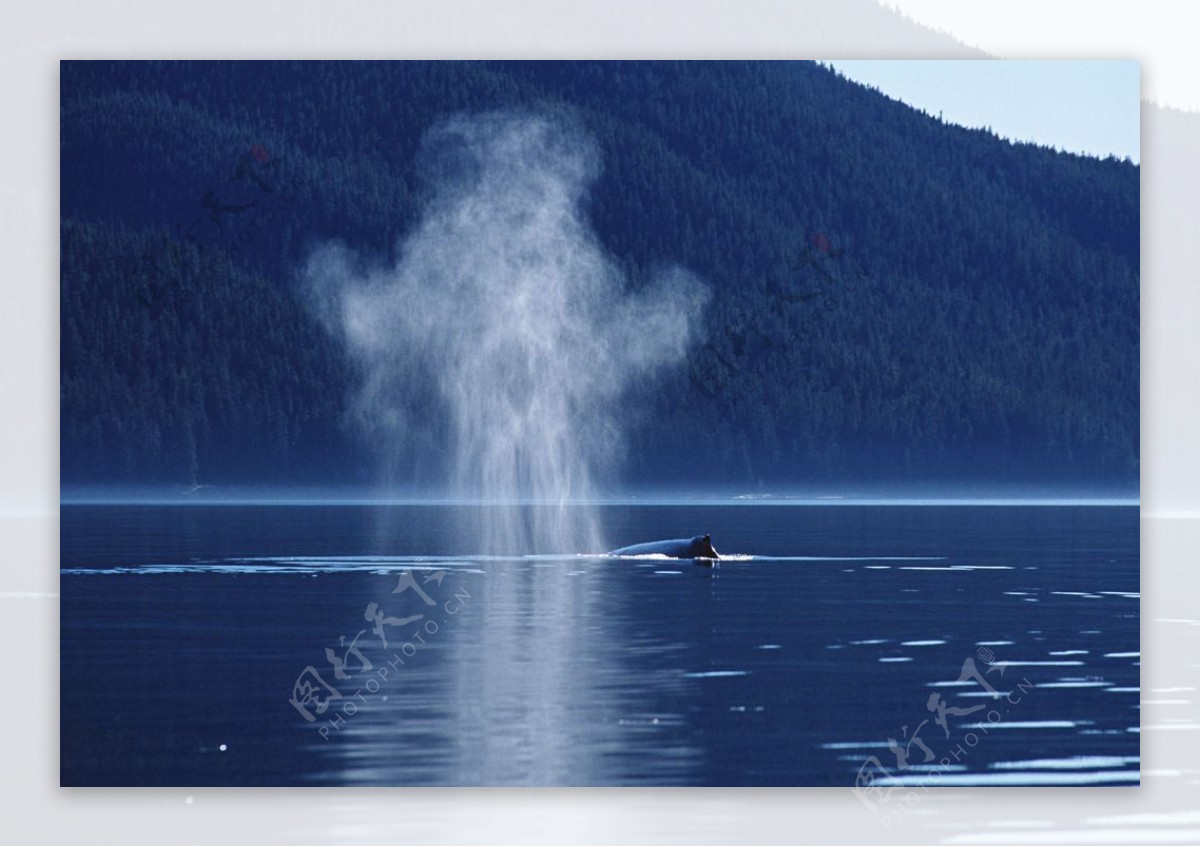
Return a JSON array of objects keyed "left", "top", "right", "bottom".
[{"left": 825, "top": 60, "right": 1140, "bottom": 164}]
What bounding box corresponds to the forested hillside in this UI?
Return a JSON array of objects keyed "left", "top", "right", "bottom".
[{"left": 60, "top": 61, "right": 1139, "bottom": 489}]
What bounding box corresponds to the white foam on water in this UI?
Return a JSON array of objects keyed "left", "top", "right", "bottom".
[
  {"left": 819, "top": 741, "right": 892, "bottom": 750},
  {"left": 900, "top": 565, "right": 1013, "bottom": 571},
  {"left": 62, "top": 561, "right": 490, "bottom": 576},
  {"left": 990, "top": 755, "right": 1140, "bottom": 770},
  {"left": 682, "top": 670, "right": 748, "bottom": 679},
  {"left": 66, "top": 547, "right": 761, "bottom": 576},
  {"left": 62, "top": 553, "right": 540, "bottom": 576},
  {"left": 752, "top": 555, "right": 946, "bottom": 562},
  {"left": 875, "top": 770, "right": 1137, "bottom": 786},
  {"left": 964, "top": 720, "right": 1078, "bottom": 729}
]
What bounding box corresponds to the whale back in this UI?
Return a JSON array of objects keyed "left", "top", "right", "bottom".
[
  {"left": 690, "top": 534, "right": 719, "bottom": 559},
  {"left": 610, "top": 535, "right": 719, "bottom": 560}
]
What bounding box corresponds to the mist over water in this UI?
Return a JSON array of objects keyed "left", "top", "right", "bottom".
[{"left": 303, "top": 112, "right": 710, "bottom": 554}]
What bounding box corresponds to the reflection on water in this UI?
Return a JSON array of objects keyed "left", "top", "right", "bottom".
[
  {"left": 60, "top": 504, "right": 1140, "bottom": 786},
  {"left": 295, "top": 554, "right": 715, "bottom": 786}
]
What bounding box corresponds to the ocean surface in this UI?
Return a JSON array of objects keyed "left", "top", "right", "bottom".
[{"left": 59, "top": 503, "right": 1140, "bottom": 787}]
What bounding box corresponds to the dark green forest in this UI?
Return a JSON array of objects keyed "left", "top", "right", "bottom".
[{"left": 60, "top": 61, "right": 1139, "bottom": 491}]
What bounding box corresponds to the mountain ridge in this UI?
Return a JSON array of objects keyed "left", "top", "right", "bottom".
[{"left": 60, "top": 60, "right": 1139, "bottom": 489}]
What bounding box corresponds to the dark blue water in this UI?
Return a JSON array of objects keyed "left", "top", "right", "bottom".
[{"left": 60, "top": 503, "right": 1140, "bottom": 786}]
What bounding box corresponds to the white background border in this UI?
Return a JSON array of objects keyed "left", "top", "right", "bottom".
[{"left": 3, "top": 1, "right": 1194, "bottom": 843}]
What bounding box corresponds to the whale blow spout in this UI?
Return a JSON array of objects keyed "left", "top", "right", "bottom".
[{"left": 609, "top": 534, "right": 720, "bottom": 561}]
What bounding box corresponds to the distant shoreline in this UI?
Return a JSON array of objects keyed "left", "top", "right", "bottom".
[{"left": 58, "top": 491, "right": 1140, "bottom": 507}]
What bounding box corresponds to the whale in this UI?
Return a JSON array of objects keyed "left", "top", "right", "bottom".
[{"left": 609, "top": 534, "right": 720, "bottom": 561}]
